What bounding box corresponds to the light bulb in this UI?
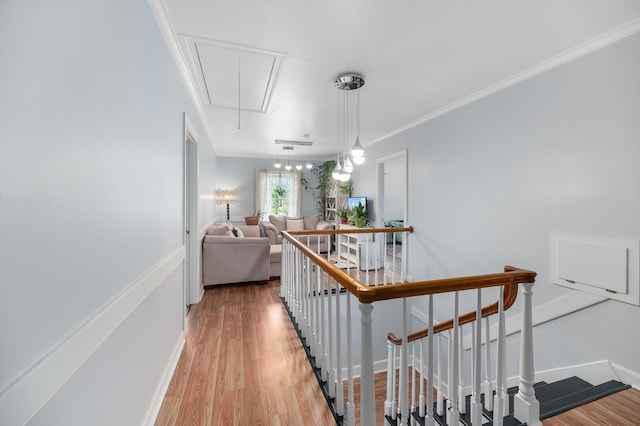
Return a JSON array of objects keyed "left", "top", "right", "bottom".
[
  {"left": 295, "top": 163, "right": 302, "bottom": 170},
  {"left": 274, "top": 160, "right": 281, "bottom": 168},
  {"left": 351, "top": 136, "right": 364, "bottom": 158},
  {"left": 352, "top": 156, "right": 365, "bottom": 165},
  {"left": 305, "top": 161, "right": 313, "bottom": 169},
  {"left": 285, "top": 161, "right": 292, "bottom": 171}
]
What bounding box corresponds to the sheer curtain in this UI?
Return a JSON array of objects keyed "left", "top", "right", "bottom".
[{"left": 255, "top": 169, "right": 301, "bottom": 217}]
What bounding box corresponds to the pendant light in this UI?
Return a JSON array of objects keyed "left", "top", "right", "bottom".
[
  {"left": 351, "top": 88, "right": 365, "bottom": 164},
  {"left": 335, "top": 72, "right": 365, "bottom": 177}
]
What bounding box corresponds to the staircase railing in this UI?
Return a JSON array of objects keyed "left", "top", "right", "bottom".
[{"left": 280, "top": 227, "right": 539, "bottom": 426}]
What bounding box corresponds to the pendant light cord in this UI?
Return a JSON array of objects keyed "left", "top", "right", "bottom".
[{"left": 237, "top": 57, "right": 241, "bottom": 130}]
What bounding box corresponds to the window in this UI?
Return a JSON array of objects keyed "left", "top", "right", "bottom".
[{"left": 256, "top": 169, "right": 301, "bottom": 217}]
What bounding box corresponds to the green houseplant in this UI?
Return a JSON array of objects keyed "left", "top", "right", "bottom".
[
  {"left": 336, "top": 204, "right": 349, "bottom": 224},
  {"left": 301, "top": 160, "right": 353, "bottom": 218},
  {"left": 348, "top": 202, "right": 367, "bottom": 228}
]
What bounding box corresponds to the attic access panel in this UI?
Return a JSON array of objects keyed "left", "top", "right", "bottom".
[{"left": 184, "top": 37, "right": 285, "bottom": 113}]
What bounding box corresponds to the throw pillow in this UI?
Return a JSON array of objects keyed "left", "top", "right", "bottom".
[
  {"left": 258, "top": 222, "right": 266, "bottom": 237},
  {"left": 269, "top": 215, "right": 286, "bottom": 233},
  {"left": 207, "top": 224, "right": 233, "bottom": 236},
  {"left": 303, "top": 215, "right": 319, "bottom": 230},
  {"left": 232, "top": 227, "right": 244, "bottom": 238},
  {"left": 286, "top": 218, "right": 305, "bottom": 231}
]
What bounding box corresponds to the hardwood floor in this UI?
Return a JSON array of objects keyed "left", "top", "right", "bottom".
[
  {"left": 156, "top": 278, "right": 640, "bottom": 426},
  {"left": 155, "top": 278, "right": 334, "bottom": 426}
]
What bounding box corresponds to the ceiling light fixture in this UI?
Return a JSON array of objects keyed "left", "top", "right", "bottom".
[{"left": 334, "top": 72, "right": 366, "bottom": 182}]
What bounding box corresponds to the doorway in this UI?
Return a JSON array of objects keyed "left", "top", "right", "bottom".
[
  {"left": 184, "top": 113, "right": 201, "bottom": 316},
  {"left": 376, "top": 150, "right": 408, "bottom": 279}
]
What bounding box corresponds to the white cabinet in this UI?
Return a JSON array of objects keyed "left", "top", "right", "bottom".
[{"left": 335, "top": 224, "right": 380, "bottom": 270}]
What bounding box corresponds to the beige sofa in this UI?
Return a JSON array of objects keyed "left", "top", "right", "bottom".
[
  {"left": 202, "top": 222, "right": 270, "bottom": 285},
  {"left": 261, "top": 215, "right": 334, "bottom": 251},
  {"left": 261, "top": 215, "right": 334, "bottom": 278},
  {"left": 202, "top": 215, "right": 335, "bottom": 285}
]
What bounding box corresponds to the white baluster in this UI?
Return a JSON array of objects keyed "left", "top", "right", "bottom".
[
  {"left": 437, "top": 334, "right": 444, "bottom": 417},
  {"left": 449, "top": 292, "right": 460, "bottom": 425},
  {"left": 335, "top": 280, "right": 345, "bottom": 416},
  {"left": 399, "top": 299, "right": 409, "bottom": 423},
  {"left": 360, "top": 303, "right": 376, "bottom": 426},
  {"left": 493, "top": 286, "right": 506, "bottom": 426},
  {"left": 426, "top": 294, "right": 435, "bottom": 426},
  {"left": 346, "top": 292, "right": 355, "bottom": 426},
  {"left": 419, "top": 337, "right": 425, "bottom": 418},
  {"left": 411, "top": 342, "right": 417, "bottom": 416},
  {"left": 514, "top": 283, "right": 541, "bottom": 426},
  {"left": 483, "top": 316, "right": 493, "bottom": 412},
  {"left": 385, "top": 339, "right": 394, "bottom": 419},
  {"left": 471, "top": 290, "right": 483, "bottom": 425},
  {"left": 327, "top": 276, "right": 335, "bottom": 398},
  {"left": 392, "top": 344, "right": 397, "bottom": 421},
  {"left": 458, "top": 325, "right": 465, "bottom": 415}
]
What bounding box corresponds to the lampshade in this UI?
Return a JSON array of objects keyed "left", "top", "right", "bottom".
[
  {"left": 305, "top": 161, "right": 313, "bottom": 169},
  {"left": 216, "top": 189, "right": 237, "bottom": 204},
  {"left": 274, "top": 159, "right": 281, "bottom": 168},
  {"left": 295, "top": 163, "right": 302, "bottom": 170},
  {"left": 285, "top": 161, "right": 292, "bottom": 171}
]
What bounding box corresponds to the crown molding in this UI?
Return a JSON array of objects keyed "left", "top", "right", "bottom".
[
  {"left": 368, "top": 17, "right": 640, "bottom": 147},
  {"left": 147, "top": 0, "right": 217, "bottom": 153}
]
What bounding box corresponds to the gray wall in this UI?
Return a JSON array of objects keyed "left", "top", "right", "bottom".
[
  {"left": 352, "top": 33, "right": 640, "bottom": 375},
  {"left": 216, "top": 156, "right": 325, "bottom": 222},
  {"left": 0, "top": 0, "right": 216, "bottom": 423}
]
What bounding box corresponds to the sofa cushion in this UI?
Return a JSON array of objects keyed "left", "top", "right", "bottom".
[
  {"left": 286, "top": 218, "right": 305, "bottom": 231},
  {"left": 237, "top": 225, "right": 260, "bottom": 238},
  {"left": 207, "top": 223, "right": 233, "bottom": 236},
  {"left": 269, "top": 215, "right": 286, "bottom": 233},
  {"left": 269, "top": 244, "right": 282, "bottom": 263},
  {"left": 303, "top": 215, "right": 320, "bottom": 230}
]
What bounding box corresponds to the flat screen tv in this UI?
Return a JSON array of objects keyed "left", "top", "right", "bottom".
[{"left": 347, "top": 196, "right": 367, "bottom": 212}]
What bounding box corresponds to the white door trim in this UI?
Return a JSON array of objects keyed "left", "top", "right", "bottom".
[{"left": 184, "top": 113, "right": 202, "bottom": 311}]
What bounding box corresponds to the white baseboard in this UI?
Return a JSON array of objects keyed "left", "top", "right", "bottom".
[
  {"left": 0, "top": 247, "right": 185, "bottom": 425},
  {"left": 143, "top": 332, "right": 186, "bottom": 425},
  {"left": 611, "top": 361, "right": 640, "bottom": 390}
]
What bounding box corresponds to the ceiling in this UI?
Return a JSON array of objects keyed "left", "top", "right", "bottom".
[{"left": 161, "top": 0, "right": 640, "bottom": 160}]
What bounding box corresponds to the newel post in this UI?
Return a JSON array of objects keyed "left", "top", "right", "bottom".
[
  {"left": 360, "top": 303, "right": 375, "bottom": 426},
  {"left": 514, "top": 282, "right": 541, "bottom": 426}
]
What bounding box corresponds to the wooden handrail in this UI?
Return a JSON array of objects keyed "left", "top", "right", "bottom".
[
  {"left": 387, "top": 278, "right": 519, "bottom": 345},
  {"left": 281, "top": 231, "right": 536, "bottom": 305},
  {"left": 287, "top": 226, "right": 414, "bottom": 236}
]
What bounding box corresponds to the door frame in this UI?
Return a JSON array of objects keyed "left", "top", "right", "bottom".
[
  {"left": 376, "top": 150, "right": 408, "bottom": 279},
  {"left": 184, "top": 113, "right": 202, "bottom": 314}
]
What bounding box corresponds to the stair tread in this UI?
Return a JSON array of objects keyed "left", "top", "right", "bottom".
[
  {"left": 534, "top": 376, "right": 592, "bottom": 403},
  {"left": 540, "top": 379, "right": 630, "bottom": 420}
]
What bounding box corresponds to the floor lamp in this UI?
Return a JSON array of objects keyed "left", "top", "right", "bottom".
[{"left": 216, "top": 189, "right": 237, "bottom": 220}]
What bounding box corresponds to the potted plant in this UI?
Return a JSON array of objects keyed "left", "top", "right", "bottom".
[
  {"left": 244, "top": 210, "right": 264, "bottom": 226},
  {"left": 347, "top": 202, "right": 367, "bottom": 228},
  {"left": 337, "top": 205, "right": 350, "bottom": 224}
]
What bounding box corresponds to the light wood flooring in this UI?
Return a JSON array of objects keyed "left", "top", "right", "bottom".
[{"left": 156, "top": 278, "right": 640, "bottom": 426}]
